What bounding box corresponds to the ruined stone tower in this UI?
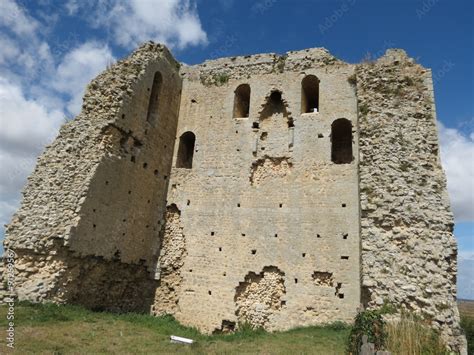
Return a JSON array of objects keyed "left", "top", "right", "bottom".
[{"left": 1, "top": 43, "right": 466, "bottom": 351}]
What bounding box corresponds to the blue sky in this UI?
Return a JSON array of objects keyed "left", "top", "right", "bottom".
[{"left": 0, "top": 0, "right": 472, "bottom": 297}]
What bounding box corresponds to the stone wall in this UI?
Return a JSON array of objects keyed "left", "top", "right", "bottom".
[
  {"left": 160, "top": 48, "right": 361, "bottom": 333},
  {"left": 356, "top": 49, "right": 465, "bottom": 352},
  {"left": 1, "top": 43, "right": 464, "bottom": 352},
  {"left": 2, "top": 42, "right": 181, "bottom": 311}
]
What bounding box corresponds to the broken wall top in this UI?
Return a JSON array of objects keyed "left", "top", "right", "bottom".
[{"left": 4, "top": 42, "right": 180, "bottom": 252}]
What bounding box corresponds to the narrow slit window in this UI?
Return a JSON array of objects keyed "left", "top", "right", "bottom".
[
  {"left": 176, "top": 131, "right": 196, "bottom": 169},
  {"left": 146, "top": 71, "right": 163, "bottom": 123},
  {"left": 301, "top": 75, "right": 320, "bottom": 113},
  {"left": 331, "top": 118, "right": 353, "bottom": 164},
  {"left": 233, "top": 84, "right": 251, "bottom": 118}
]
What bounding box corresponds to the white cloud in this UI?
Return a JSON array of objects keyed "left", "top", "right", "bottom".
[
  {"left": 0, "top": 76, "right": 64, "bottom": 226},
  {"left": 0, "top": 2, "right": 119, "bottom": 241},
  {"left": 439, "top": 121, "right": 474, "bottom": 222},
  {"left": 52, "top": 42, "right": 115, "bottom": 115},
  {"left": 0, "top": 0, "right": 54, "bottom": 83},
  {"left": 64, "top": 0, "right": 80, "bottom": 16},
  {"left": 0, "top": 39, "right": 113, "bottom": 242},
  {"left": 0, "top": 0, "right": 38, "bottom": 37},
  {"left": 0, "top": 35, "right": 21, "bottom": 65},
  {"left": 0, "top": 199, "right": 18, "bottom": 241},
  {"left": 90, "top": 0, "right": 207, "bottom": 49},
  {"left": 0, "top": 78, "right": 63, "bottom": 156},
  {"left": 0, "top": 0, "right": 207, "bottom": 256},
  {"left": 459, "top": 251, "right": 474, "bottom": 261}
]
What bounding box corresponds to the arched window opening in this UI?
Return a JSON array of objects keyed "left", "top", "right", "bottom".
[
  {"left": 147, "top": 71, "right": 163, "bottom": 123},
  {"left": 176, "top": 131, "right": 196, "bottom": 169},
  {"left": 331, "top": 118, "right": 353, "bottom": 164},
  {"left": 301, "top": 75, "right": 319, "bottom": 114},
  {"left": 233, "top": 84, "right": 250, "bottom": 118}
]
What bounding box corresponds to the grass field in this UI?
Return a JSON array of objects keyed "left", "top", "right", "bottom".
[
  {"left": 459, "top": 299, "right": 474, "bottom": 318},
  {"left": 0, "top": 302, "right": 350, "bottom": 354},
  {"left": 0, "top": 301, "right": 472, "bottom": 354},
  {"left": 459, "top": 299, "right": 474, "bottom": 355}
]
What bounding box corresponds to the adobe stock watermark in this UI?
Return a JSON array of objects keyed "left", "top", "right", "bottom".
[
  {"left": 432, "top": 59, "right": 455, "bottom": 83},
  {"left": 416, "top": 0, "right": 441, "bottom": 19},
  {"left": 319, "top": 0, "right": 356, "bottom": 35},
  {"left": 209, "top": 34, "right": 239, "bottom": 59},
  {"left": 36, "top": 31, "right": 80, "bottom": 77},
  {"left": 361, "top": 40, "right": 396, "bottom": 62},
  {"left": 4, "top": 249, "right": 16, "bottom": 349},
  {"left": 251, "top": 0, "right": 278, "bottom": 15}
]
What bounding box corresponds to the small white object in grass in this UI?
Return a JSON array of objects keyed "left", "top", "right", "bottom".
[{"left": 170, "top": 335, "right": 194, "bottom": 344}]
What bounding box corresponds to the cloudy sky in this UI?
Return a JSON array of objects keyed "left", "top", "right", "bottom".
[{"left": 0, "top": 0, "right": 472, "bottom": 297}]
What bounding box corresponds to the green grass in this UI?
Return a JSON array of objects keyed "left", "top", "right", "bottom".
[
  {"left": 461, "top": 316, "right": 474, "bottom": 354},
  {"left": 1, "top": 302, "right": 467, "bottom": 354},
  {"left": 0, "top": 302, "right": 351, "bottom": 354},
  {"left": 459, "top": 300, "right": 474, "bottom": 355}
]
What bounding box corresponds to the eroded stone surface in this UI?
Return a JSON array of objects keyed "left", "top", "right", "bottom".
[
  {"left": 235, "top": 266, "right": 286, "bottom": 329},
  {"left": 356, "top": 49, "right": 465, "bottom": 352},
  {"left": 0, "top": 43, "right": 465, "bottom": 353},
  {"left": 152, "top": 204, "right": 186, "bottom": 315},
  {"left": 312, "top": 271, "right": 334, "bottom": 287},
  {"left": 249, "top": 156, "right": 292, "bottom": 186}
]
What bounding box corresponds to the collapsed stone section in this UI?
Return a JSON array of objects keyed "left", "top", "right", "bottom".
[
  {"left": 259, "top": 91, "right": 291, "bottom": 123},
  {"left": 234, "top": 266, "right": 286, "bottom": 329},
  {"left": 214, "top": 320, "right": 237, "bottom": 334},
  {"left": 312, "top": 271, "right": 334, "bottom": 287},
  {"left": 249, "top": 156, "right": 292, "bottom": 186},
  {"left": 6, "top": 249, "right": 156, "bottom": 313},
  {"left": 2, "top": 42, "right": 182, "bottom": 312},
  {"left": 0, "top": 43, "right": 464, "bottom": 352},
  {"left": 152, "top": 204, "right": 186, "bottom": 315},
  {"left": 356, "top": 49, "right": 465, "bottom": 352}
]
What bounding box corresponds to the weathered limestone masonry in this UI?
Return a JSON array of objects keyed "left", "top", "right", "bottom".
[
  {"left": 356, "top": 50, "right": 466, "bottom": 352},
  {"left": 160, "top": 48, "right": 360, "bottom": 334},
  {"left": 2, "top": 43, "right": 182, "bottom": 312},
  {"left": 0, "top": 43, "right": 465, "bottom": 351}
]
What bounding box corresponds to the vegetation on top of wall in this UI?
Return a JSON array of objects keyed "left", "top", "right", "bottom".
[
  {"left": 360, "top": 52, "right": 376, "bottom": 66},
  {"left": 374, "top": 82, "right": 405, "bottom": 97},
  {"left": 214, "top": 73, "right": 230, "bottom": 85},
  {"left": 399, "top": 161, "right": 413, "bottom": 172},
  {"left": 358, "top": 103, "right": 369, "bottom": 116},
  {"left": 347, "top": 73, "right": 357, "bottom": 86},
  {"left": 402, "top": 76, "right": 415, "bottom": 86},
  {"left": 273, "top": 55, "right": 287, "bottom": 73},
  {"left": 200, "top": 72, "right": 230, "bottom": 86}
]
